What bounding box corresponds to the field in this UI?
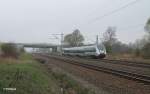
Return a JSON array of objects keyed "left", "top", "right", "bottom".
[
  {"left": 0, "top": 53, "right": 95, "bottom": 94},
  {"left": 0, "top": 54, "right": 61, "bottom": 94}
]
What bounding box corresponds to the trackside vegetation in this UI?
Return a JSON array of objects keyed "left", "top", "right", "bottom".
[
  {"left": 51, "top": 71, "right": 96, "bottom": 94},
  {"left": 0, "top": 55, "right": 60, "bottom": 94},
  {"left": 0, "top": 43, "right": 19, "bottom": 58},
  {"left": 0, "top": 53, "right": 96, "bottom": 94}
]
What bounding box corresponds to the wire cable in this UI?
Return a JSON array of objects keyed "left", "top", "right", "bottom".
[{"left": 88, "top": 0, "right": 142, "bottom": 24}]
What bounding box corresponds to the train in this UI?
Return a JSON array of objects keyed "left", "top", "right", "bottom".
[{"left": 62, "top": 43, "right": 106, "bottom": 58}]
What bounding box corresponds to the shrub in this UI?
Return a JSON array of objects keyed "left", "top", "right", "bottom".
[
  {"left": 1, "top": 43, "right": 19, "bottom": 58},
  {"left": 141, "top": 43, "right": 150, "bottom": 59},
  {"left": 134, "top": 48, "right": 141, "bottom": 57}
]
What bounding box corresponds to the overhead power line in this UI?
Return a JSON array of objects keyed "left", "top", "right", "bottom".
[{"left": 89, "top": 0, "right": 142, "bottom": 24}]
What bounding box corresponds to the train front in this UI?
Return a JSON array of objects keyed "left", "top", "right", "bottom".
[{"left": 96, "top": 44, "right": 107, "bottom": 58}]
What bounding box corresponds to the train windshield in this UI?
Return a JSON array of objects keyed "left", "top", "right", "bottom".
[{"left": 97, "top": 44, "right": 106, "bottom": 51}]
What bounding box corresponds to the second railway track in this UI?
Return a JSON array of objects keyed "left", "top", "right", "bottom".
[
  {"left": 34, "top": 54, "right": 150, "bottom": 85},
  {"left": 90, "top": 58, "right": 150, "bottom": 68},
  {"left": 60, "top": 56, "right": 150, "bottom": 68}
]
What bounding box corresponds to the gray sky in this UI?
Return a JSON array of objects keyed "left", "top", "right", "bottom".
[{"left": 0, "top": 0, "right": 150, "bottom": 44}]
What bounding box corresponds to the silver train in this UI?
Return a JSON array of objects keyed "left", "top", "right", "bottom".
[{"left": 62, "top": 44, "right": 106, "bottom": 58}]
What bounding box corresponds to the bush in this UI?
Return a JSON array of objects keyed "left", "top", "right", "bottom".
[
  {"left": 141, "top": 43, "right": 150, "bottom": 59},
  {"left": 134, "top": 48, "right": 141, "bottom": 57},
  {"left": 1, "top": 43, "right": 19, "bottom": 58},
  {"left": 103, "top": 42, "right": 111, "bottom": 53}
]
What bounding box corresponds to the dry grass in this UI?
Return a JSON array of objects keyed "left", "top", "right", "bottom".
[{"left": 106, "top": 54, "right": 150, "bottom": 63}]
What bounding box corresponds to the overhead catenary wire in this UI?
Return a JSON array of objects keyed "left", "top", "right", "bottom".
[
  {"left": 63, "top": 0, "right": 145, "bottom": 44},
  {"left": 75, "top": 0, "right": 145, "bottom": 45},
  {"left": 88, "top": 0, "right": 142, "bottom": 24}
]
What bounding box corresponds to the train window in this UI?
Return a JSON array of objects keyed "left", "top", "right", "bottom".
[{"left": 97, "top": 44, "right": 105, "bottom": 51}]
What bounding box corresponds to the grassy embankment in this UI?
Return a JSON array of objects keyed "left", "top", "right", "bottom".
[{"left": 0, "top": 53, "right": 95, "bottom": 94}]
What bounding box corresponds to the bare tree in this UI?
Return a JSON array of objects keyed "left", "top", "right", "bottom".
[
  {"left": 140, "top": 18, "right": 150, "bottom": 58},
  {"left": 64, "top": 29, "right": 84, "bottom": 47},
  {"left": 145, "top": 18, "right": 150, "bottom": 43},
  {"left": 141, "top": 42, "right": 150, "bottom": 58},
  {"left": 145, "top": 18, "right": 150, "bottom": 34},
  {"left": 102, "top": 26, "right": 117, "bottom": 53}
]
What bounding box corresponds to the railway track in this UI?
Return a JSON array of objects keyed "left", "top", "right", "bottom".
[
  {"left": 61, "top": 56, "right": 150, "bottom": 68},
  {"left": 91, "top": 58, "right": 150, "bottom": 68},
  {"left": 34, "top": 54, "right": 150, "bottom": 85}
]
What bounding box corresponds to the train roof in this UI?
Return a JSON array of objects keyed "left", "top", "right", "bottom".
[
  {"left": 63, "top": 43, "right": 105, "bottom": 51},
  {"left": 63, "top": 45, "right": 95, "bottom": 50}
]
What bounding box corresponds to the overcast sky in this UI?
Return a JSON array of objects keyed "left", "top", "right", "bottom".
[{"left": 0, "top": 0, "right": 150, "bottom": 44}]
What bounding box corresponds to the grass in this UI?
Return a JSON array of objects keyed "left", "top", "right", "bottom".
[
  {"left": 51, "top": 71, "right": 96, "bottom": 94},
  {"left": 0, "top": 53, "right": 60, "bottom": 94},
  {"left": 0, "top": 53, "right": 96, "bottom": 94},
  {"left": 106, "top": 53, "right": 150, "bottom": 63},
  {"left": 19, "top": 53, "right": 33, "bottom": 60}
]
